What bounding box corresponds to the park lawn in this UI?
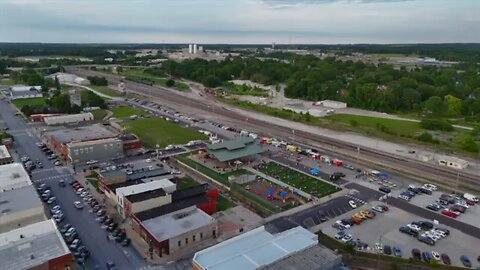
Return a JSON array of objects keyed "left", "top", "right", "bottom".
[
  {"left": 177, "top": 176, "right": 201, "bottom": 189},
  {"left": 91, "top": 85, "right": 122, "bottom": 97},
  {"left": 256, "top": 162, "right": 339, "bottom": 198},
  {"left": 122, "top": 118, "right": 207, "bottom": 148},
  {"left": 325, "top": 114, "right": 423, "bottom": 137},
  {"left": 122, "top": 69, "right": 189, "bottom": 90},
  {"left": 217, "top": 194, "right": 236, "bottom": 211},
  {"left": 12, "top": 97, "right": 48, "bottom": 108},
  {"left": 111, "top": 105, "right": 147, "bottom": 118},
  {"left": 90, "top": 109, "right": 108, "bottom": 120}
]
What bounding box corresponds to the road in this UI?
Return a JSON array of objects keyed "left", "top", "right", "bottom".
[
  {"left": 0, "top": 99, "right": 148, "bottom": 270},
  {"left": 65, "top": 67, "right": 480, "bottom": 191}
]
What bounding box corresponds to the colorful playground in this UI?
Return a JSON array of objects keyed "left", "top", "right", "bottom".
[{"left": 243, "top": 177, "right": 305, "bottom": 209}]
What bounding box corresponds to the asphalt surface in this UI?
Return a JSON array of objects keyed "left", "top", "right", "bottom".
[{"left": 0, "top": 99, "right": 148, "bottom": 270}]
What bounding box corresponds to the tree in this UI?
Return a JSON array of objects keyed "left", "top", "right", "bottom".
[
  {"left": 165, "top": 79, "right": 175, "bottom": 87},
  {"left": 459, "top": 135, "right": 479, "bottom": 153},
  {"left": 54, "top": 76, "right": 61, "bottom": 90},
  {"left": 444, "top": 94, "right": 462, "bottom": 116},
  {"left": 424, "top": 96, "right": 445, "bottom": 116},
  {"left": 116, "top": 66, "right": 123, "bottom": 73}
]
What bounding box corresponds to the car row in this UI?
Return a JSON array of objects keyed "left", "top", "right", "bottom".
[
  {"left": 399, "top": 221, "right": 449, "bottom": 246},
  {"left": 332, "top": 208, "right": 379, "bottom": 231}
]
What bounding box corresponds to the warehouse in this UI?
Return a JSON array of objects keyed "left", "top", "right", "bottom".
[
  {"left": 67, "top": 137, "right": 123, "bottom": 164},
  {"left": 9, "top": 89, "right": 43, "bottom": 100},
  {"left": 0, "top": 219, "right": 73, "bottom": 270},
  {"left": 192, "top": 226, "right": 342, "bottom": 270},
  {"left": 44, "top": 112, "right": 94, "bottom": 125}
]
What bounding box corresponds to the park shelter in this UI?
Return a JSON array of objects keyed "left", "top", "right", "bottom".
[{"left": 206, "top": 137, "right": 263, "bottom": 163}]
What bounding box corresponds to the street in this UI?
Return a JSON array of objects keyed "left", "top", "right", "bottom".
[{"left": 0, "top": 99, "right": 148, "bottom": 270}]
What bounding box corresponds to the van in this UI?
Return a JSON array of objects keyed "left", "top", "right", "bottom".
[
  {"left": 286, "top": 145, "right": 297, "bottom": 152},
  {"left": 464, "top": 193, "right": 479, "bottom": 202}
]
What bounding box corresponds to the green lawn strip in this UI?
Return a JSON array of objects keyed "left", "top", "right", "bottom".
[
  {"left": 217, "top": 194, "right": 236, "bottom": 211},
  {"left": 12, "top": 97, "right": 48, "bottom": 108},
  {"left": 121, "top": 69, "right": 188, "bottom": 90},
  {"left": 121, "top": 118, "right": 206, "bottom": 148},
  {"left": 0, "top": 79, "right": 16, "bottom": 85},
  {"left": 177, "top": 176, "right": 201, "bottom": 189},
  {"left": 256, "top": 162, "right": 339, "bottom": 198},
  {"left": 230, "top": 184, "right": 278, "bottom": 214},
  {"left": 86, "top": 177, "right": 100, "bottom": 192},
  {"left": 91, "top": 85, "right": 122, "bottom": 97},
  {"left": 111, "top": 105, "right": 147, "bottom": 118},
  {"left": 90, "top": 109, "right": 108, "bottom": 120}
]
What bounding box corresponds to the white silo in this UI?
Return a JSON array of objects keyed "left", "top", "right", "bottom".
[
  {"left": 193, "top": 44, "right": 198, "bottom": 54},
  {"left": 188, "top": 44, "right": 193, "bottom": 54}
]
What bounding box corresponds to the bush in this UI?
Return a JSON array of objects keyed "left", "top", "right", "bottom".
[
  {"left": 165, "top": 79, "right": 175, "bottom": 87},
  {"left": 459, "top": 135, "right": 479, "bottom": 153},
  {"left": 87, "top": 76, "right": 108, "bottom": 86},
  {"left": 420, "top": 119, "right": 454, "bottom": 131},
  {"left": 416, "top": 132, "right": 439, "bottom": 144}
]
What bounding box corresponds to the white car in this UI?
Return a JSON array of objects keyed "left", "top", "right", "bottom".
[
  {"left": 423, "top": 184, "right": 437, "bottom": 191},
  {"left": 341, "top": 234, "right": 353, "bottom": 243},
  {"left": 348, "top": 200, "right": 357, "bottom": 209},
  {"left": 375, "top": 243, "right": 383, "bottom": 253},
  {"left": 431, "top": 251, "right": 441, "bottom": 260},
  {"left": 335, "top": 220, "right": 350, "bottom": 229},
  {"left": 86, "top": 160, "right": 97, "bottom": 165},
  {"left": 407, "top": 224, "right": 421, "bottom": 232}
]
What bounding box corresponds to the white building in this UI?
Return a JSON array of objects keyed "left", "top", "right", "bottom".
[
  {"left": 0, "top": 219, "right": 72, "bottom": 270},
  {"left": 0, "top": 163, "right": 32, "bottom": 192},
  {"left": 116, "top": 179, "right": 176, "bottom": 218},
  {"left": 0, "top": 145, "right": 13, "bottom": 165},
  {"left": 316, "top": 100, "right": 347, "bottom": 109},
  {"left": 10, "top": 85, "right": 42, "bottom": 92},
  {"left": 9, "top": 85, "right": 43, "bottom": 100},
  {"left": 44, "top": 112, "right": 94, "bottom": 126},
  {"left": 438, "top": 156, "right": 469, "bottom": 170}
]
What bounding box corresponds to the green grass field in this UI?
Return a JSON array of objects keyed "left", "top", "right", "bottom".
[
  {"left": 121, "top": 118, "right": 207, "bottom": 148},
  {"left": 121, "top": 69, "right": 189, "bottom": 90},
  {"left": 90, "top": 109, "right": 108, "bottom": 120},
  {"left": 12, "top": 97, "right": 48, "bottom": 108},
  {"left": 325, "top": 114, "right": 423, "bottom": 137},
  {"left": 217, "top": 194, "right": 236, "bottom": 211},
  {"left": 91, "top": 85, "right": 122, "bottom": 97},
  {"left": 256, "top": 162, "right": 339, "bottom": 198},
  {"left": 177, "top": 176, "right": 201, "bottom": 189},
  {"left": 0, "top": 79, "right": 16, "bottom": 85},
  {"left": 111, "top": 105, "right": 147, "bottom": 118}
]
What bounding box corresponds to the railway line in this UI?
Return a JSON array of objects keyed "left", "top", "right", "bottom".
[{"left": 66, "top": 66, "right": 480, "bottom": 191}]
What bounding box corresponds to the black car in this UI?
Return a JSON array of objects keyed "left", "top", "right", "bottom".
[
  {"left": 379, "top": 187, "right": 391, "bottom": 193},
  {"left": 60, "top": 224, "right": 72, "bottom": 234},
  {"left": 418, "top": 236, "right": 435, "bottom": 246},
  {"left": 121, "top": 238, "right": 131, "bottom": 247},
  {"left": 426, "top": 204, "right": 439, "bottom": 211},
  {"left": 408, "top": 187, "right": 421, "bottom": 194},
  {"left": 58, "top": 180, "right": 66, "bottom": 187},
  {"left": 413, "top": 221, "right": 433, "bottom": 230},
  {"left": 383, "top": 245, "right": 392, "bottom": 255},
  {"left": 418, "top": 187, "right": 432, "bottom": 195},
  {"left": 341, "top": 219, "right": 354, "bottom": 226}
]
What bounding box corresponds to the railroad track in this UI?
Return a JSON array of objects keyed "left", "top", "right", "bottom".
[{"left": 66, "top": 67, "right": 480, "bottom": 191}]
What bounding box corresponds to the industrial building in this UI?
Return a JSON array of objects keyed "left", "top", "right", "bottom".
[
  {"left": 0, "top": 219, "right": 73, "bottom": 270},
  {"left": 192, "top": 226, "right": 342, "bottom": 270},
  {"left": 45, "top": 124, "right": 118, "bottom": 160},
  {"left": 0, "top": 185, "right": 45, "bottom": 233},
  {"left": 43, "top": 112, "right": 94, "bottom": 126},
  {"left": 133, "top": 205, "right": 217, "bottom": 257},
  {"left": 9, "top": 88, "right": 43, "bottom": 100},
  {"left": 0, "top": 163, "right": 32, "bottom": 192},
  {"left": 67, "top": 137, "right": 123, "bottom": 164},
  {"left": 0, "top": 145, "right": 13, "bottom": 165},
  {"left": 116, "top": 178, "right": 177, "bottom": 218},
  {"left": 120, "top": 133, "right": 142, "bottom": 151}
]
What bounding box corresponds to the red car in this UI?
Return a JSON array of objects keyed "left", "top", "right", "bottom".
[
  {"left": 466, "top": 200, "right": 475, "bottom": 206},
  {"left": 441, "top": 253, "right": 451, "bottom": 265},
  {"left": 441, "top": 209, "right": 458, "bottom": 218}
]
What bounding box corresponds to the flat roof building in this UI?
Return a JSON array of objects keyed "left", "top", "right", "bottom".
[
  {"left": 45, "top": 124, "right": 117, "bottom": 145},
  {"left": 0, "top": 219, "right": 73, "bottom": 270},
  {"left": 0, "top": 185, "right": 46, "bottom": 233},
  {"left": 67, "top": 137, "right": 123, "bottom": 164},
  {"left": 0, "top": 163, "right": 32, "bottom": 192},
  {"left": 0, "top": 145, "right": 13, "bottom": 165},
  {"left": 44, "top": 112, "right": 94, "bottom": 126},
  {"left": 192, "top": 226, "right": 331, "bottom": 270},
  {"left": 207, "top": 137, "right": 263, "bottom": 162}
]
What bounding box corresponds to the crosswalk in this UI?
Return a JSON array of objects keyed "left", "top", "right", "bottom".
[
  {"left": 345, "top": 194, "right": 367, "bottom": 205},
  {"left": 31, "top": 167, "right": 60, "bottom": 175},
  {"left": 32, "top": 173, "right": 71, "bottom": 183}
]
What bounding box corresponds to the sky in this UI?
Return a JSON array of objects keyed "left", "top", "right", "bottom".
[{"left": 0, "top": 0, "right": 479, "bottom": 44}]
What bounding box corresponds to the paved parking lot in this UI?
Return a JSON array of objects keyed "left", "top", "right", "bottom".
[{"left": 320, "top": 203, "right": 480, "bottom": 268}]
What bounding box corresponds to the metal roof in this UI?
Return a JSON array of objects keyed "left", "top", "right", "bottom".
[
  {"left": 193, "top": 226, "right": 318, "bottom": 270},
  {"left": 207, "top": 137, "right": 263, "bottom": 162},
  {"left": 0, "top": 163, "right": 31, "bottom": 193},
  {"left": 142, "top": 206, "right": 215, "bottom": 242},
  {"left": 46, "top": 124, "right": 117, "bottom": 144},
  {"left": 0, "top": 185, "right": 42, "bottom": 217},
  {"left": 0, "top": 219, "right": 70, "bottom": 270}
]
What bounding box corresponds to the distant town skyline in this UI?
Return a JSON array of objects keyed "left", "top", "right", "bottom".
[{"left": 0, "top": 0, "right": 479, "bottom": 44}]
